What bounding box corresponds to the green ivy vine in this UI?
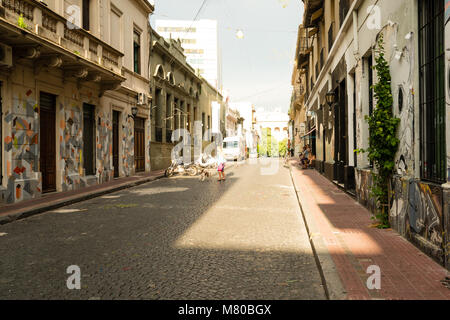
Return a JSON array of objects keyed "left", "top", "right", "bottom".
[{"left": 356, "top": 34, "right": 400, "bottom": 228}]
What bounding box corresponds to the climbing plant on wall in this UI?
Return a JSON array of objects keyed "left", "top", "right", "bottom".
[{"left": 357, "top": 34, "right": 400, "bottom": 228}]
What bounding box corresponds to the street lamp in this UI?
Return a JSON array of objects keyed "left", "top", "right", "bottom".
[
  {"left": 128, "top": 105, "right": 138, "bottom": 120},
  {"left": 325, "top": 90, "right": 336, "bottom": 107}
]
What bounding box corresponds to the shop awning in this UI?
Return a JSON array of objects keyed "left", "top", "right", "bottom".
[{"left": 301, "top": 127, "right": 316, "bottom": 139}]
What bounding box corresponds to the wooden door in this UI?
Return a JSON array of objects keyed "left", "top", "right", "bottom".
[
  {"left": 113, "top": 111, "right": 120, "bottom": 178},
  {"left": 40, "top": 92, "right": 56, "bottom": 193},
  {"left": 134, "top": 117, "right": 145, "bottom": 172},
  {"left": 83, "top": 104, "right": 95, "bottom": 176}
]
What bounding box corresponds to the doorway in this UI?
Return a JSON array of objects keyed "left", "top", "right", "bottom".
[
  {"left": 134, "top": 117, "right": 145, "bottom": 172},
  {"left": 83, "top": 103, "right": 96, "bottom": 176},
  {"left": 39, "top": 92, "right": 57, "bottom": 193},
  {"left": 113, "top": 110, "right": 120, "bottom": 178}
]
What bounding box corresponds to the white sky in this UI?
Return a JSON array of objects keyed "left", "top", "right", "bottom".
[{"left": 150, "top": 0, "right": 304, "bottom": 113}]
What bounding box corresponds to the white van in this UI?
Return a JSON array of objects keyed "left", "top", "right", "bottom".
[{"left": 223, "top": 136, "right": 246, "bottom": 161}]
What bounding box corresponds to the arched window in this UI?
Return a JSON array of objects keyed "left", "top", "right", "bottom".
[
  {"left": 154, "top": 64, "right": 165, "bottom": 79},
  {"left": 167, "top": 72, "right": 175, "bottom": 85}
]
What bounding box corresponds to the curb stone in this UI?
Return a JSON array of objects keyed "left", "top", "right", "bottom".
[
  {"left": 288, "top": 161, "right": 347, "bottom": 300},
  {"left": 0, "top": 174, "right": 165, "bottom": 226}
]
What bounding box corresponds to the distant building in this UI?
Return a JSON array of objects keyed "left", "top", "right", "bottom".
[
  {"left": 229, "top": 102, "right": 258, "bottom": 154},
  {"left": 155, "top": 19, "right": 222, "bottom": 91},
  {"left": 255, "top": 110, "right": 289, "bottom": 142},
  {"left": 225, "top": 106, "right": 241, "bottom": 137}
]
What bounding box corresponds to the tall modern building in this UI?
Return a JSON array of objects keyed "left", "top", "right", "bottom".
[{"left": 155, "top": 19, "right": 222, "bottom": 91}]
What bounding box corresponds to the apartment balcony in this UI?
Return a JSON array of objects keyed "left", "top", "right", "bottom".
[
  {"left": 291, "top": 84, "right": 305, "bottom": 110},
  {"left": 303, "top": 0, "right": 324, "bottom": 28},
  {"left": 0, "top": 0, "right": 125, "bottom": 90},
  {"left": 297, "top": 36, "right": 312, "bottom": 67}
]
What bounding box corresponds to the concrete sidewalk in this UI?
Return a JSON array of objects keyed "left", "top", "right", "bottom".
[
  {"left": 289, "top": 160, "right": 450, "bottom": 300},
  {"left": 0, "top": 170, "right": 165, "bottom": 225}
]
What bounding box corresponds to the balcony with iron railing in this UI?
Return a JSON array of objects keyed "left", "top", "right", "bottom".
[
  {"left": 0, "top": 0, "right": 123, "bottom": 77},
  {"left": 292, "top": 82, "right": 306, "bottom": 109},
  {"left": 298, "top": 36, "right": 312, "bottom": 66}
]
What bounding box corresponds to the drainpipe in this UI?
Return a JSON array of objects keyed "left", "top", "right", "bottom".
[{"left": 353, "top": 10, "right": 359, "bottom": 57}]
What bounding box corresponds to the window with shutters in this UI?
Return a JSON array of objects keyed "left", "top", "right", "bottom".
[
  {"left": 83, "top": 104, "right": 96, "bottom": 176},
  {"left": 110, "top": 6, "right": 122, "bottom": 51},
  {"left": 133, "top": 30, "right": 141, "bottom": 74},
  {"left": 419, "top": 0, "right": 446, "bottom": 182},
  {"left": 0, "top": 82, "right": 3, "bottom": 182},
  {"left": 82, "top": 0, "right": 90, "bottom": 30}
]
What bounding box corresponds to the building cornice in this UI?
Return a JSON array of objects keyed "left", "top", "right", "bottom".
[
  {"left": 305, "top": 0, "right": 364, "bottom": 110},
  {"left": 134, "top": 0, "right": 154, "bottom": 14},
  {"left": 152, "top": 41, "right": 201, "bottom": 84}
]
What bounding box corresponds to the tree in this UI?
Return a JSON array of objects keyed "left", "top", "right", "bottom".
[
  {"left": 258, "top": 128, "right": 279, "bottom": 157},
  {"left": 279, "top": 138, "right": 288, "bottom": 157}
]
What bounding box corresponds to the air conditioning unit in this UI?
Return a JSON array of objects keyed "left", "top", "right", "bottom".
[
  {"left": 137, "top": 92, "right": 148, "bottom": 106},
  {"left": 0, "top": 43, "right": 12, "bottom": 68}
]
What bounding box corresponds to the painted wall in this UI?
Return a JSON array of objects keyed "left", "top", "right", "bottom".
[
  {"left": 301, "top": 0, "right": 449, "bottom": 268},
  {"left": 1, "top": 63, "right": 126, "bottom": 203},
  {"left": 4, "top": 83, "right": 41, "bottom": 203},
  {"left": 445, "top": 0, "right": 450, "bottom": 183}
]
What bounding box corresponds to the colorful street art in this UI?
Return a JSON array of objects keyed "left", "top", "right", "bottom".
[
  {"left": 445, "top": 0, "right": 450, "bottom": 24},
  {"left": 355, "top": 169, "right": 376, "bottom": 214},
  {"left": 60, "top": 102, "right": 83, "bottom": 192},
  {"left": 146, "top": 120, "right": 151, "bottom": 172},
  {"left": 121, "top": 116, "right": 134, "bottom": 177},
  {"left": 96, "top": 110, "right": 113, "bottom": 183},
  {"left": 389, "top": 177, "right": 408, "bottom": 237},
  {"left": 408, "top": 182, "right": 444, "bottom": 247},
  {"left": 4, "top": 89, "right": 41, "bottom": 203}
]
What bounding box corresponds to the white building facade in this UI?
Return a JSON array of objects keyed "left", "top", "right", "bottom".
[
  {"left": 255, "top": 110, "right": 289, "bottom": 143},
  {"left": 155, "top": 19, "right": 222, "bottom": 91},
  {"left": 229, "top": 102, "right": 258, "bottom": 154}
]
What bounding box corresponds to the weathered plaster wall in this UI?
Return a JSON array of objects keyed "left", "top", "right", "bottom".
[
  {"left": 355, "top": 169, "right": 376, "bottom": 213},
  {"left": 96, "top": 108, "right": 113, "bottom": 184},
  {"left": 59, "top": 84, "right": 102, "bottom": 191},
  {"left": 59, "top": 100, "right": 83, "bottom": 191},
  {"left": 4, "top": 85, "right": 41, "bottom": 203},
  {"left": 1, "top": 63, "right": 121, "bottom": 203},
  {"left": 121, "top": 116, "right": 134, "bottom": 176},
  {"left": 390, "top": 177, "right": 446, "bottom": 266}
]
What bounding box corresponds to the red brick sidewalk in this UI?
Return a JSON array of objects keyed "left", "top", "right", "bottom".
[
  {"left": 0, "top": 170, "right": 165, "bottom": 225},
  {"left": 289, "top": 160, "right": 450, "bottom": 300}
]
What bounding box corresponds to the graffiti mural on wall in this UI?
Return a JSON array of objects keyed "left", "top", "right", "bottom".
[
  {"left": 4, "top": 89, "right": 41, "bottom": 203},
  {"left": 355, "top": 169, "right": 376, "bottom": 213},
  {"left": 408, "top": 182, "right": 444, "bottom": 247},
  {"left": 146, "top": 120, "right": 151, "bottom": 171},
  {"left": 389, "top": 177, "right": 408, "bottom": 236},
  {"left": 96, "top": 110, "right": 113, "bottom": 183},
  {"left": 380, "top": 22, "right": 416, "bottom": 176},
  {"left": 445, "top": 0, "right": 450, "bottom": 24},
  {"left": 60, "top": 102, "right": 83, "bottom": 191},
  {"left": 121, "top": 116, "right": 134, "bottom": 176}
]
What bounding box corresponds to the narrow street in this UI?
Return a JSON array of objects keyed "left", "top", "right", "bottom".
[{"left": 0, "top": 160, "right": 326, "bottom": 300}]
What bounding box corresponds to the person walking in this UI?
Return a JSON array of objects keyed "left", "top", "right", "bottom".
[{"left": 217, "top": 149, "right": 226, "bottom": 181}]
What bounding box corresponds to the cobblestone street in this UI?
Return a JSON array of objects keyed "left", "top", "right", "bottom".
[{"left": 0, "top": 160, "right": 326, "bottom": 300}]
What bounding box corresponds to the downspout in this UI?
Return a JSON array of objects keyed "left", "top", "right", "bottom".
[{"left": 353, "top": 10, "right": 359, "bottom": 56}]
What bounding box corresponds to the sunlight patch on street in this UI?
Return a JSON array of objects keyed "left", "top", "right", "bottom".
[{"left": 128, "top": 187, "right": 189, "bottom": 196}]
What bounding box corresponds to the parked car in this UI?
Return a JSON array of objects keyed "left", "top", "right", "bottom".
[{"left": 223, "top": 136, "right": 246, "bottom": 161}]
